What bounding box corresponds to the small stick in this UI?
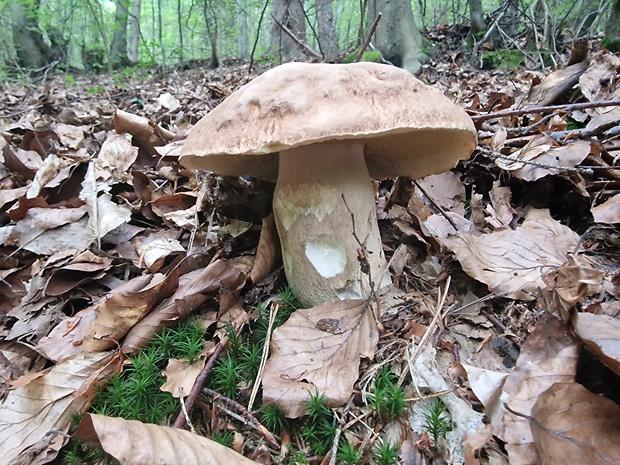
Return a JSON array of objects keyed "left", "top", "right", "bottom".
[
  {"left": 355, "top": 13, "right": 382, "bottom": 62},
  {"left": 248, "top": 303, "right": 279, "bottom": 411},
  {"left": 173, "top": 340, "right": 226, "bottom": 429},
  {"left": 272, "top": 15, "right": 321, "bottom": 58},
  {"left": 203, "top": 387, "right": 279, "bottom": 448},
  {"left": 470, "top": 99, "right": 620, "bottom": 122},
  {"left": 412, "top": 179, "right": 459, "bottom": 231}
]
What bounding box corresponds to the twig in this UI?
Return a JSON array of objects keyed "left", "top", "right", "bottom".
[
  {"left": 477, "top": 145, "right": 620, "bottom": 172},
  {"left": 248, "top": 303, "right": 279, "bottom": 411},
  {"left": 203, "top": 387, "right": 279, "bottom": 448},
  {"left": 470, "top": 99, "right": 620, "bottom": 122},
  {"left": 327, "top": 428, "right": 342, "bottom": 465},
  {"left": 271, "top": 15, "right": 321, "bottom": 58},
  {"left": 173, "top": 340, "right": 225, "bottom": 429},
  {"left": 412, "top": 179, "right": 459, "bottom": 231},
  {"left": 341, "top": 194, "right": 383, "bottom": 332},
  {"left": 355, "top": 13, "right": 382, "bottom": 62}
]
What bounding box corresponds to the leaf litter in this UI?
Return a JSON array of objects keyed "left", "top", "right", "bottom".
[{"left": 0, "top": 44, "right": 620, "bottom": 465}]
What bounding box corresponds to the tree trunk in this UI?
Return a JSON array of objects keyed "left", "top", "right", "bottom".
[
  {"left": 271, "top": 0, "right": 308, "bottom": 60},
  {"left": 110, "top": 0, "right": 130, "bottom": 68},
  {"left": 238, "top": 0, "right": 250, "bottom": 59},
  {"left": 316, "top": 0, "right": 338, "bottom": 58},
  {"left": 128, "top": 0, "right": 142, "bottom": 64},
  {"left": 177, "top": 0, "right": 184, "bottom": 61},
  {"left": 469, "top": 0, "right": 486, "bottom": 36},
  {"left": 9, "top": 0, "right": 57, "bottom": 69},
  {"left": 604, "top": 0, "right": 620, "bottom": 51},
  {"left": 367, "top": 0, "right": 427, "bottom": 74},
  {"left": 204, "top": 0, "right": 220, "bottom": 68}
]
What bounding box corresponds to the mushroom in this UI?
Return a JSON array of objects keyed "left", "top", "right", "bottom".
[{"left": 180, "top": 62, "right": 477, "bottom": 307}]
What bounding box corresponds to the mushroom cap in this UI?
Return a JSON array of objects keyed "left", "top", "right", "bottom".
[{"left": 180, "top": 62, "right": 477, "bottom": 181}]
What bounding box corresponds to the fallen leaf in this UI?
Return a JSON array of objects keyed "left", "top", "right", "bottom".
[
  {"left": 161, "top": 358, "right": 206, "bottom": 398},
  {"left": 0, "top": 352, "right": 118, "bottom": 465},
  {"left": 441, "top": 208, "right": 578, "bottom": 299},
  {"left": 262, "top": 299, "right": 378, "bottom": 418},
  {"left": 74, "top": 413, "right": 260, "bottom": 465},
  {"left": 249, "top": 213, "right": 280, "bottom": 285},
  {"left": 531, "top": 382, "right": 620, "bottom": 465},
  {"left": 573, "top": 312, "right": 620, "bottom": 376},
  {"left": 501, "top": 316, "right": 580, "bottom": 465},
  {"left": 591, "top": 193, "right": 620, "bottom": 224}
]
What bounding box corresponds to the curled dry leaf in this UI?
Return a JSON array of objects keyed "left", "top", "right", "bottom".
[
  {"left": 160, "top": 358, "right": 206, "bottom": 398},
  {"left": 121, "top": 259, "right": 246, "bottom": 354},
  {"left": 573, "top": 312, "right": 620, "bottom": 376},
  {"left": 0, "top": 352, "right": 118, "bottom": 465},
  {"left": 501, "top": 316, "right": 580, "bottom": 465},
  {"left": 542, "top": 254, "right": 604, "bottom": 320},
  {"left": 114, "top": 109, "right": 175, "bottom": 154},
  {"left": 249, "top": 213, "right": 280, "bottom": 285},
  {"left": 531, "top": 382, "right": 620, "bottom": 465},
  {"left": 134, "top": 237, "right": 186, "bottom": 272},
  {"left": 441, "top": 208, "right": 578, "bottom": 300},
  {"left": 37, "top": 272, "right": 177, "bottom": 362},
  {"left": 591, "top": 193, "right": 620, "bottom": 224},
  {"left": 75, "top": 413, "right": 260, "bottom": 465},
  {"left": 262, "top": 299, "right": 378, "bottom": 418}
]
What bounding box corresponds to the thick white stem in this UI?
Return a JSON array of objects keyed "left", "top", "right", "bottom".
[{"left": 273, "top": 140, "right": 390, "bottom": 307}]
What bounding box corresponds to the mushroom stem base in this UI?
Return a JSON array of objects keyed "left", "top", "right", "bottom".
[{"left": 273, "top": 140, "right": 390, "bottom": 307}]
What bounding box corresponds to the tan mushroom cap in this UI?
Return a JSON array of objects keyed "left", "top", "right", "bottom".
[{"left": 180, "top": 62, "right": 477, "bottom": 181}]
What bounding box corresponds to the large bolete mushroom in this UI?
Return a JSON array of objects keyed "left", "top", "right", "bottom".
[{"left": 180, "top": 62, "right": 477, "bottom": 306}]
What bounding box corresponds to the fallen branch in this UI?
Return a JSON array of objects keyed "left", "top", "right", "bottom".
[
  {"left": 272, "top": 15, "right": 321, "bottom": 58},
  {"left": 355, "top": 13, "right": 382, "bottom": 62},
  {"left": 470, "top": 99, "right": 620, "bottom": 122}
]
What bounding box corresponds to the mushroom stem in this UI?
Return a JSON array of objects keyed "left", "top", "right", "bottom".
[{"left": 273, "top": 140, "right": 390, "bottom": 307}]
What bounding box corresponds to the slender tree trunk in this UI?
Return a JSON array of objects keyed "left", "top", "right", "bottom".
[
  {"left": 469, "top": 0, "right": 486, "bottom": 35},
  {"left": 157, "top": 0, "right": 165, "bottom": 67},
  {"left": 110, "top": 0, "right": 130, "bottom": 68},
  {"left": 128, "top": 0, "right": 141, "bottom": 64},
  {"left": 316, "top": 0, "right": 338, "bottom": 57},
  {"left": 367, "top": 0, "right": 427, "bottom": 74},
  {"left": 271, "top": 0, "right": 308, "bottom": 60},
  {"left": 177, "top": 0, "right": 184, "bottom": 61},
  {"left": 204, "top": 0, "right": 220, "bottom": 68},
  {"left": 605, "top": 0, "right": 620, "bottom": 51},
  {"left": 238, "top": 0, "right": 250, "bottom": 58},
  {"left": 9, "top": 0, "right": 57, "bottom": 69}
]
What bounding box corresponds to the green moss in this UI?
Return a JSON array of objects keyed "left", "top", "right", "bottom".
[{"left": 482, "top": 49, "right": 524, "bottom": 69}]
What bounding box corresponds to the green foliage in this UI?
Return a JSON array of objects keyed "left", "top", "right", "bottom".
[
  {"left": 344, "top": 50, "right": 381, "bottom": 63},
  {"left": 260, "top": 404, "right": 289, "bottom": 434},
  {"left": 210, "top": 430, "right": 234, "bottom": 448},
  {"left": 372, "top": 438, "right": 400, "bottom": 465},
  {"left": 369, "top": 366, "right": 408, "bottom": 421},
  {"left": 482, "top": 50, "right": 523, "bottom": 69},
  {"left": 337, "top": 440, "right": 362, "bottom": 465},
  {"left": 602, "top": 37, "right": 620, "bottom": 53},
  {"left": 87, "top": 86, "right": 104, "bottom": 94},
  {"left": 63, "top": 74, "right": 75, "bottom": 87},
  {"left": 421, "top": 399, "right": 452, "bottom": 444},
  {"left": 91, "top": 319, "right": 206, "bottom": 424},
  {"left": 211, "top": 352, "right": 243, "bottom": 398},
  {"left": 566, "top": 117, "right": 586, "bottom": 130},
  {"left": 299, "top": 389, "right": 337, "bottom": 456}
]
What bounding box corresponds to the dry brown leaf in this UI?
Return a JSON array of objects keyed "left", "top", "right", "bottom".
[
  {"left": 5, "top": 206, "right": 88, "bottom": 253},
  {"left": 43, "top": 258, "right": 113, "bottom": 296},
  {"left": 80, "top": 162, "right": 132, "bottom": 245},
  {"left": 160, "top": 358, "right": 206, "bottom": 398},
  {"left": 542, "top": 255, "right": 605, "bottom": 320},
  {"left": 121, "top": 259, "right": 246, "bottom": 354},
  {"left": 591, "top": 194, "right": 620, "bottom": 224},
  {"left": 134, "top": 237, "right": 186, "bottom": 272},
  {"left": 531, "top": 382, "right": 620, "bottom": 465},
  {"left": 249, "top": 213, "right": 280, "bottom": 285},
  {"left": 415, "top": 171, "right": 466, "bottom": 216},
  {"left": 96, "top": 133, "right": 139, "bottom": 181},
  {"left": 0, "top": 352, "right": 118, "bottom": 465},
  {"left": 262, "top": 299, "right": 378, "bottom": 418},
  {"left": 441, "top": 208, "right": 578, "bottom": 300},
  {"left": 74, "top": 413, "right": 260, "bottom": 465},
  {"left": 37, "top": 272, "right": 176, "bottom": 361},
  {"left": 574, "top": 312, "right": 620, "bottom": 376},
  {"left": 501, "top": 317, "right": 580, "bottom": 465},
  {"left": 114, "top": 109, "right": 175, "bottom": 154}
]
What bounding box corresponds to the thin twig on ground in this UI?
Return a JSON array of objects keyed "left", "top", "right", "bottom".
[{"left": 355, "top": 13, "right": 382, "bottom": 62}]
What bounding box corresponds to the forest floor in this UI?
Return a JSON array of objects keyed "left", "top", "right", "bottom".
[{"left": 1, "top": 36, "right": 620, "bottom": 465}]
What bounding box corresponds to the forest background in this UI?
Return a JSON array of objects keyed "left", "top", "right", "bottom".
[{"left": 3, "top": 0, "right": 620, "bottom": 79}]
